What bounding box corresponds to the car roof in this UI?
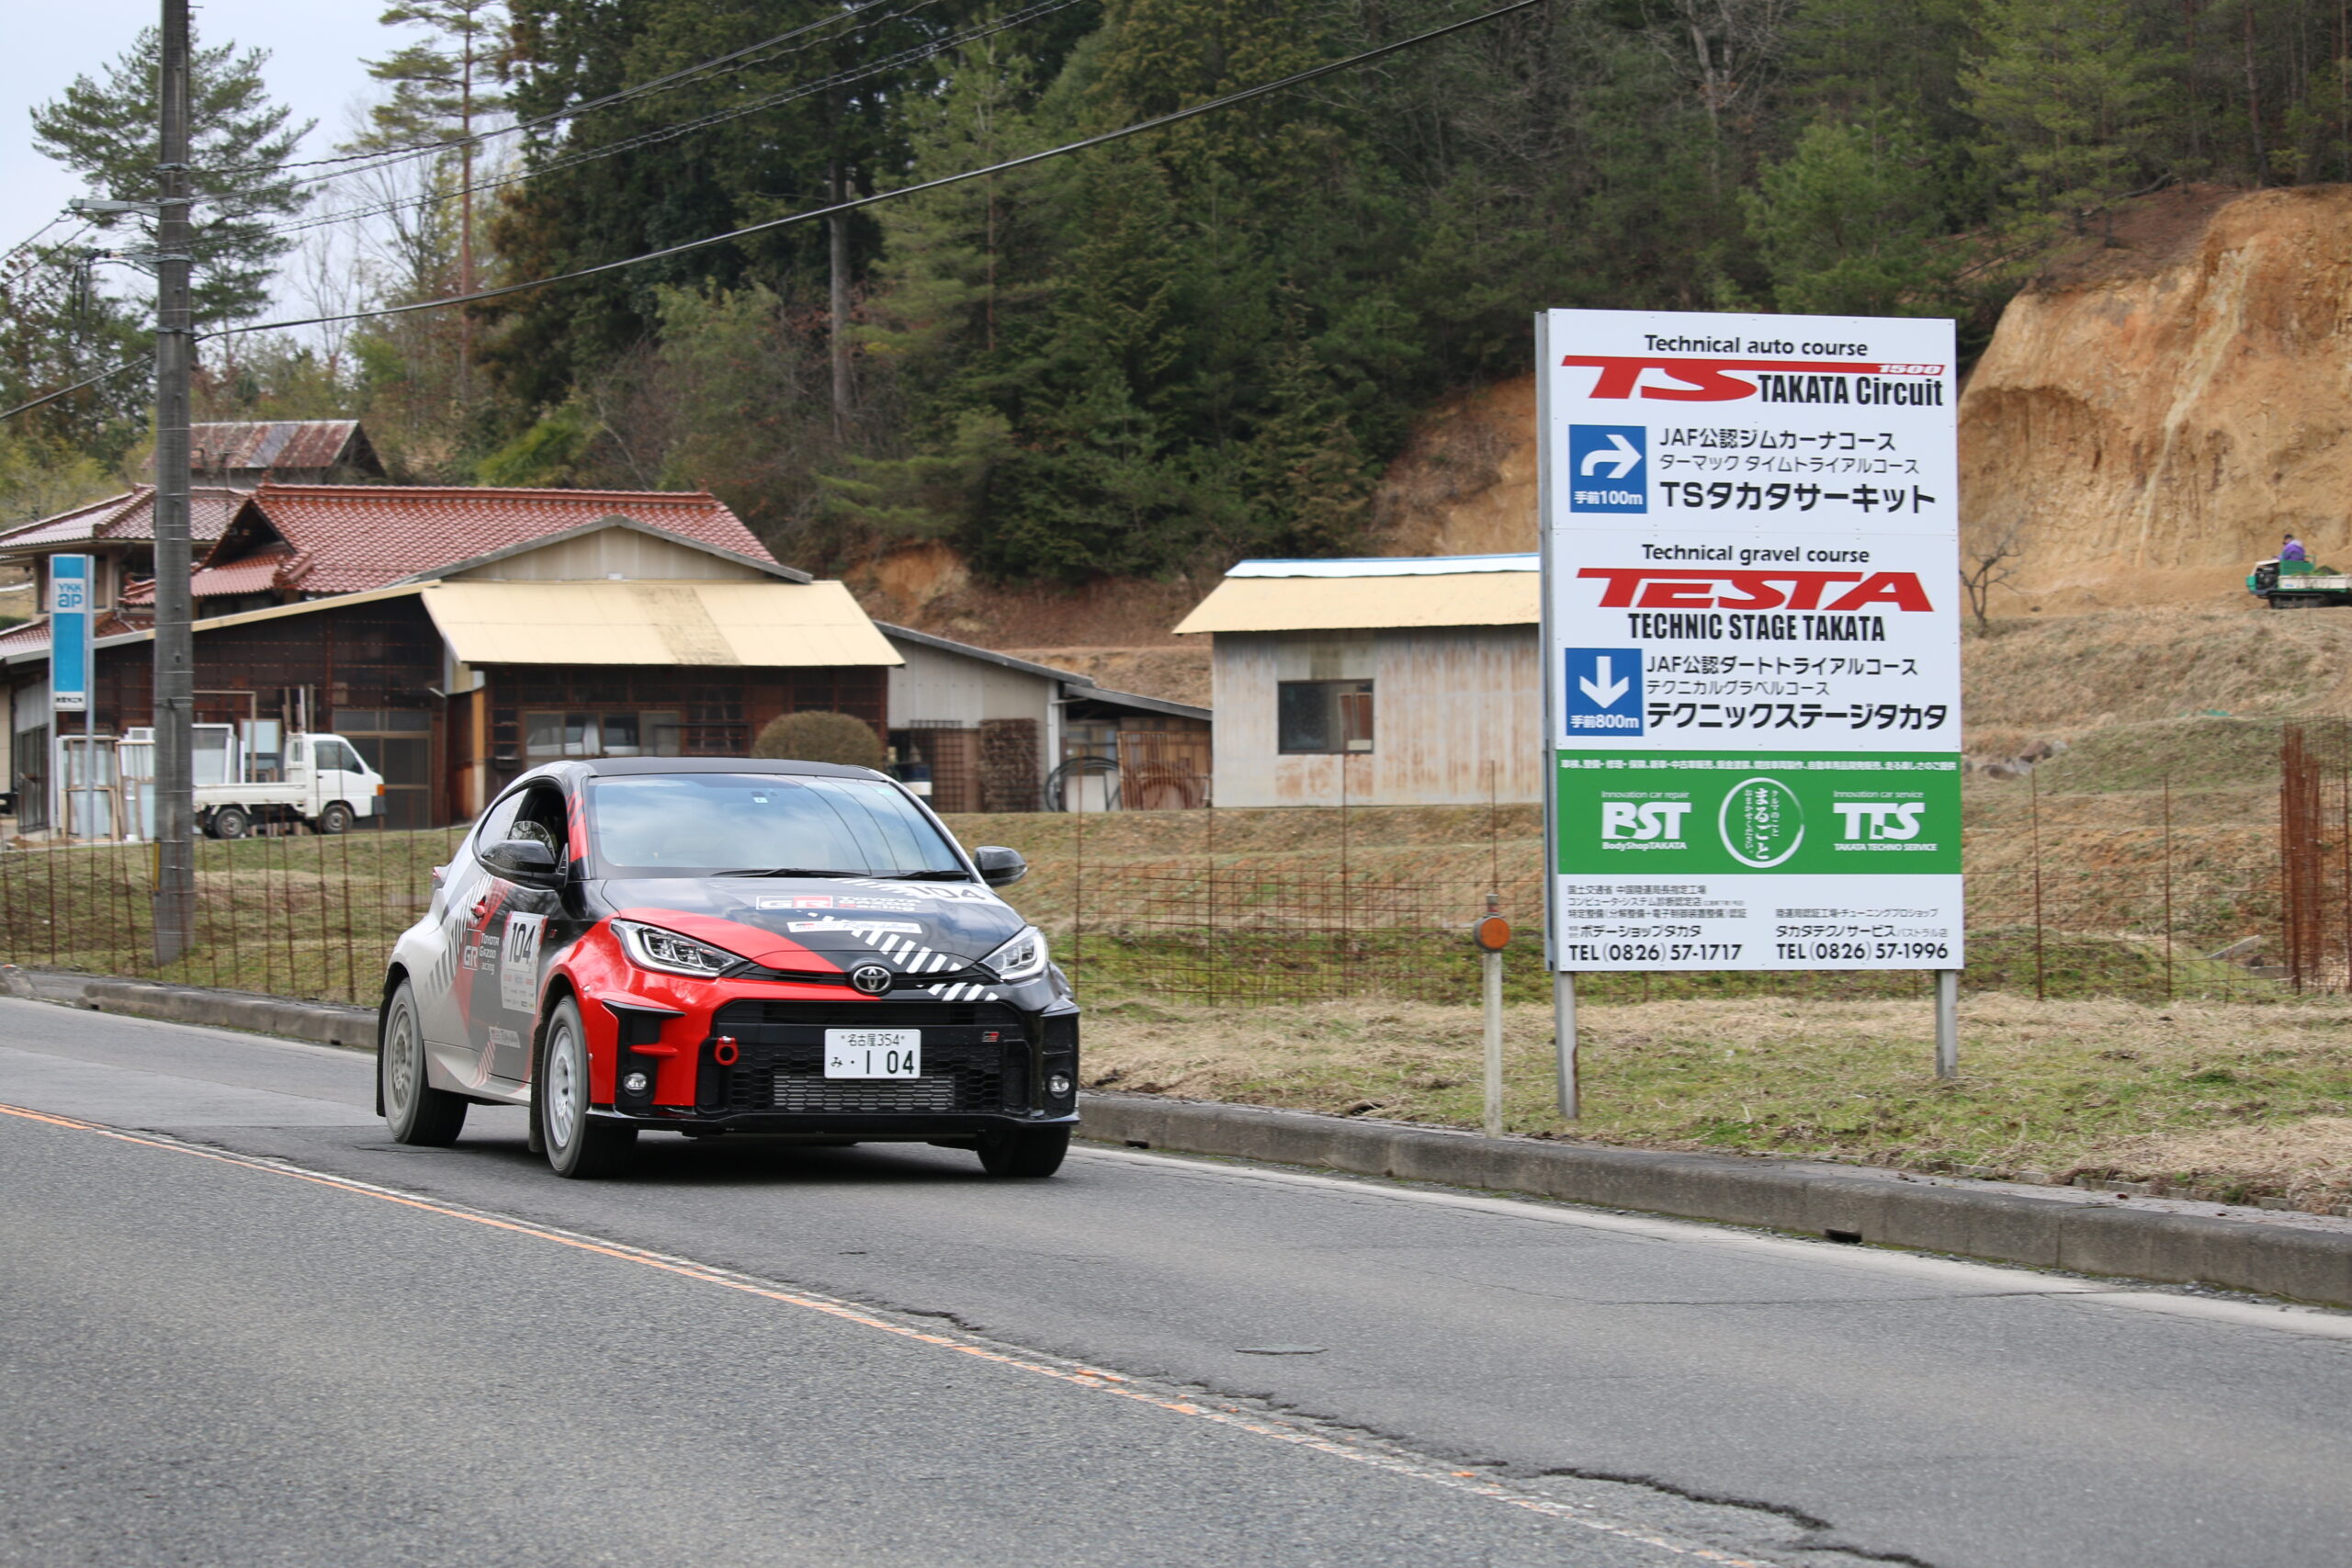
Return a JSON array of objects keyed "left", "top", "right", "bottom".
[{"left": 570, "top": 756, "right": 891, "bottom": 782}]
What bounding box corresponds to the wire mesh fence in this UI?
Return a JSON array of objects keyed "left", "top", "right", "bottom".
[
  {"left": 0, "top": 825, "right": 466, "bottom": 1005},
  {"left": 0, "top": 764, "right": 2296, "bottom": 1011}
]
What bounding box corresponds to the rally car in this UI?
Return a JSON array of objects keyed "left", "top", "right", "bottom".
[{"left": 375, "top": 757, "right": 1078, "bottom": 1179}]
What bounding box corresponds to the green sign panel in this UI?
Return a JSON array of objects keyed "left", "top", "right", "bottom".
[{"left": 1555, "top": 751, "right": 1961, "bottom": 877}]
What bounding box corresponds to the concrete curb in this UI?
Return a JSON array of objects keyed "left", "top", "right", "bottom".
[
  {"left": 8, "top": 964, "right": 2343, "bottom": 1308},
  {"left": 0, "top": 966, "right": 376, "bottom": 1050},
  {"left": 1075, "top": 1092, "right": 2352, "bottom": 1310}
]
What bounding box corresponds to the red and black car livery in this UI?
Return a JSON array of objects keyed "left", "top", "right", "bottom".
[{"left": 375, "top": 757, "right": 1078, "bottom": 1179}]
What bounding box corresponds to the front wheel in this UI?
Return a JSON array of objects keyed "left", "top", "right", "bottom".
[
  {"left": 976, "top": 1124, "right": 1069, "bottom": 1179},
  {"left": 316, "top": 801, "right": 355, "bottom": 835},
  {"left": 381, "top": 979, "right": 467, "bottom": 1145},
  {"left": 537, "top": 996, "right": 636, "bottom": 1179}
]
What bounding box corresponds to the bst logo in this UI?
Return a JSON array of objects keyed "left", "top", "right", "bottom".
[
  {"left": 1834, "top": 802, "right": 1925, "bottom": 840},
  {"left": 1601, "top": 801, "right": 1691, "bottom": 841}
]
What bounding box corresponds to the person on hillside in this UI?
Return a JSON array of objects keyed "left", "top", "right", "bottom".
[{"left": 2282, "top": 533, "right": 2309, "bottom": 562}]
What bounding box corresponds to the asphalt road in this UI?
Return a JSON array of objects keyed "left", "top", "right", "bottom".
[{"left": 4, "top": 1000, "right": 2351, "bottom": 1567}]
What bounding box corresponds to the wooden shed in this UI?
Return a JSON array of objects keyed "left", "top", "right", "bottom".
[{"left": 1172, "top": 555, "right": 1540, "bottom": 808}]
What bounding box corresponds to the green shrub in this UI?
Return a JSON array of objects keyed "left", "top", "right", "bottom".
[{"left": 750, "top": 711, "right": 885, "bottom": 770}]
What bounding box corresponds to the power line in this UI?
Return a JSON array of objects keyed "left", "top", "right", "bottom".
[
  {"left": 256, "top": 0, "right": 953, "bottom": 195},
  {"left": 267, "top": 0, "right": 1080, "bottom": 242},
  {"left": 2, "top": 0, "right": 1546, "bottom": 425}
]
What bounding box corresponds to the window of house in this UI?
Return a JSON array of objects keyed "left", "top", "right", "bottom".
[
  {"left": 524, "top": 709, "right": 686, "bottom": 762},
  {"left": 1277, "top": 679, "right": 1374, "bottom": 754}
]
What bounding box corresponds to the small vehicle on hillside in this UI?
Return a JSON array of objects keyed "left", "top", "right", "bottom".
[
  {"left": 2248, "top": 556, "right": 2352, "bottom": 609},
  {"left": 198, "top": 731, "right": 385, "bottom": 838},
  {"left": 375, "top": 757, "right": 1078, "bottom": 1179}
]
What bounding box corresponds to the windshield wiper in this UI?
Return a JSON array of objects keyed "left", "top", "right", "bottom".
[
  {"left": 871, "top": 868, "right": 974, "bottom": 881},
  {"left": 713, "top": 867, "right": 863, "bottom": 878}
]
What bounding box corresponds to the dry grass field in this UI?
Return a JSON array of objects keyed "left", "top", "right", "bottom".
[{"left": 1083, "top": 992, "right": 2352, "bottom": 1211}]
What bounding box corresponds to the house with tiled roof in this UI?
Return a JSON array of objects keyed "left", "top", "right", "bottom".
[
  {"left": 0, "top": 486, "right": 248, "bottom": 634},
  {"left": 153, "top": 483, "right": 776, "bottom": 615}
]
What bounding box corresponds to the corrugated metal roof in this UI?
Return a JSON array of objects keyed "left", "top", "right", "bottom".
[
  {"left": 1172, "top": 570, "right": 1540, "bottom": 634},
  {"left": 420, "top": 581, "right": 902, "bottom": 668},
  {"left": 216, "top": 484, "right": 776, "bottom": 594},
  {"left": 1227, "top": 554, "right": 1539, "bottom": 578},
  {"left": 193, "top": 421, "right": 362, "bottom": 473}
]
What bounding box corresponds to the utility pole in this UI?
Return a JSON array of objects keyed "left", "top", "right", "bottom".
[{"left": 152, "top": 0, "right": 197, "bottom": 963}]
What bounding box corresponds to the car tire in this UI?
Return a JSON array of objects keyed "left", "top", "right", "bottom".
[
  {"left": 380, "top": 979, "right": 467, "bottom": 1145},
  {"left": 976, "top": 1124, "right": 1069, "bottom": 1179},
  {"left": 538, "top": 996, "right": 636, "bottom": 1179},
  {"left": 209, "top": 805, "right": 251, "bottom": 840},
  {"left": 317, "top": 801, "right": 355, "bottom": 835}
]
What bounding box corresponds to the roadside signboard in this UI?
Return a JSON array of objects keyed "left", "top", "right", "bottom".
[
  {"left": 1536, "top": 310, "right": 1961, "bottom": 972},
  {"left": 50, "top": 554, "right": 91, "bottom": 714}
]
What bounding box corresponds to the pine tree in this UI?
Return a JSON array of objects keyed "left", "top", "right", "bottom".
[
  {"left": 1742, "top": 110, "right": 1956, "bottom": 315},
  {"left": 30, "top": 27, "right": 313, "bottom": 328},
  {"left": 350, "top": 0, "right": 513, "bottom": 405},
  {"left": 1962, "top": 0, "right": 2174, "bottom": 234}
]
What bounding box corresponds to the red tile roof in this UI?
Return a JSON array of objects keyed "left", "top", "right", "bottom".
[
  {"left": 0, "top": 487, "right": 245, "bottom": 554},
  {"left": 206, "top": 484, "right": 775, "bottom": 595},
  {"left": 0, "top": 610, "right": 144, "bottom": 656}
]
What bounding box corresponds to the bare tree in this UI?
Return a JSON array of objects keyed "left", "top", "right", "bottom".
[{"left": 1960, "top": 522, "right": 2029, "bottom": 633}]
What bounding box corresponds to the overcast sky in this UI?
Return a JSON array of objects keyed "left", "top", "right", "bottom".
[{"left": 5, "top": 0, "right": 383, "bottom": 253}]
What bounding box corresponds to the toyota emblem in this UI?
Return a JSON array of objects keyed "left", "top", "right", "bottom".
[{"left": 850, "top": 964, "right": 894, "bottom": 996}]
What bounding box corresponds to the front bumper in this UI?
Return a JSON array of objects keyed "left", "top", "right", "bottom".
[{"left": 592, "top": 980, "right": 1080, "bottom": 1131}]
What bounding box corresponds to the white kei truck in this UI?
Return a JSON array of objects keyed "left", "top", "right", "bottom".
[{"left": 195, "top": 731, "right": 386, "bottom": 839}]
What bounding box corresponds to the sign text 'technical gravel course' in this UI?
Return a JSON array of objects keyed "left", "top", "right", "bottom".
[{"left": 1536, "top": 309, "right": 1962, "bottom": 972}]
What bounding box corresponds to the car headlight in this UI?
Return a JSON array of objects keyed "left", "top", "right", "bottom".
[
  {"left": 613, "top": 919, "right": 745, "bottom": 978},
  {"left": 979, "top": 925, "right": 1049, "bottom": 985}
]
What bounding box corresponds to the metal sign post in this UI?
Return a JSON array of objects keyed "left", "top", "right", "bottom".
[
  {"left": 1535, "top": 309, "right": 1965, "bottom": 1083},
  {"left": 49, "top": 555, "right": 93, "bottom": 838}
]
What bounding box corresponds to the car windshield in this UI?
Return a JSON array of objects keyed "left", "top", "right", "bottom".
[{"left": 585, "top": 773, "right": 966, "bottom": 879}]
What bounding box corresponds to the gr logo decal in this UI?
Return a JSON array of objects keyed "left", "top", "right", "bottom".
[{"left": 850, "top": 964, "right": 894, "bottom": 996}]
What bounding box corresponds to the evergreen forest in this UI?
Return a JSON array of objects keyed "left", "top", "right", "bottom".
[{"left": 9, "top": 0, "right": 2352, "bottom": 581}]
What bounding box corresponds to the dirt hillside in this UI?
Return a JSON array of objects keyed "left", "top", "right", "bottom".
[{"left": 1963, "top": 184, "right": 2352, "bottom": 610}]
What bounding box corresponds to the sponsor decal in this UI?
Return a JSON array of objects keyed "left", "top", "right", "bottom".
[
  {"left": 788, "top": 919, "right": 924, "bottom": 934},
  {"left": 848, "top": 879, "right": 1001, "bottom": 903},
  {"left": 501, "top": 914, "right": 548, "bottom": 1013},
  {"left": 486, "top": 1025, "right": 521, "bottom": 1053}
]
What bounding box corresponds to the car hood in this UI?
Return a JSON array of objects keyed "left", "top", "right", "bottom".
[{"left": 590, "top": 875, "right": 1026, "bottom": 972}]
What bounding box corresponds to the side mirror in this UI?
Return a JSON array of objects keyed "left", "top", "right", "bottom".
[
  {"left": 482, "top": 837, "right": 560, "bottom": 885},
  {"left": 973, "top": 845, "right": 1027, "bottom": 887}
]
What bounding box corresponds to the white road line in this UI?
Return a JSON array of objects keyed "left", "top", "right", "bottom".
[{"left": 0, "top": 1100, "right": 1782, "bottom": 1566}]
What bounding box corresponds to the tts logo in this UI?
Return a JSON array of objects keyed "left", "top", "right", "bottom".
[
  {"left": 1833, "top": 802, "right": 1926, "bottom": 840},
  {"left": 1601, "top": 801, "right": 1691, "bottom": 841}
]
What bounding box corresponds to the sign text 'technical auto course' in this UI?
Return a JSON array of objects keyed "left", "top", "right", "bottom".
[{"left": 1537, "top": 309, "right": 1962, "bottom": 972}]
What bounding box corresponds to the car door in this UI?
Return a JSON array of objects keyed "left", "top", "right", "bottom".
[
  {"left": 312, "top": 737, "right": 371, "bottom": 818},
  {"left": 467, "top": 781, "right": 571, "bottom": 1087}
]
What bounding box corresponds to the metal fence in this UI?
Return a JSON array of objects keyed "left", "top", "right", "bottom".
[
  {"left": 0, "top": 766, "right": 2297, "bottom": 1010},
  {"left": 0, "top": 825, "right": 465, "bottom": 1006}
]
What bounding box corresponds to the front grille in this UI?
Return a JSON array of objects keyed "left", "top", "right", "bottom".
[
  {"left": 715, "top": 1000, "right": 1020, "bottom": 1030},
  {"left": 774, "top": 1077, "right": 959, "bottom": 1113},
  {"left": 702, "top": 998, "right": 1030, "bottom": 1115}
]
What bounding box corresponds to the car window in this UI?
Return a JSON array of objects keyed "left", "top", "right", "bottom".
[
  {"left": 512, "top": 786, "right": 568, "bottom": 862},
  {"left": 315, "top": 739, "right": 361, "bottom": 773},
  {"left": 584, "top": 773, "right": 964, "bottom": 877},
  {"left": 473, "top": 791, "right": 526, "bottom": 852}
]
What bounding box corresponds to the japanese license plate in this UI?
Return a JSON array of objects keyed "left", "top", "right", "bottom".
[{"left": 823, "top": 1028, "right": 921, "bottom": 1078}]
